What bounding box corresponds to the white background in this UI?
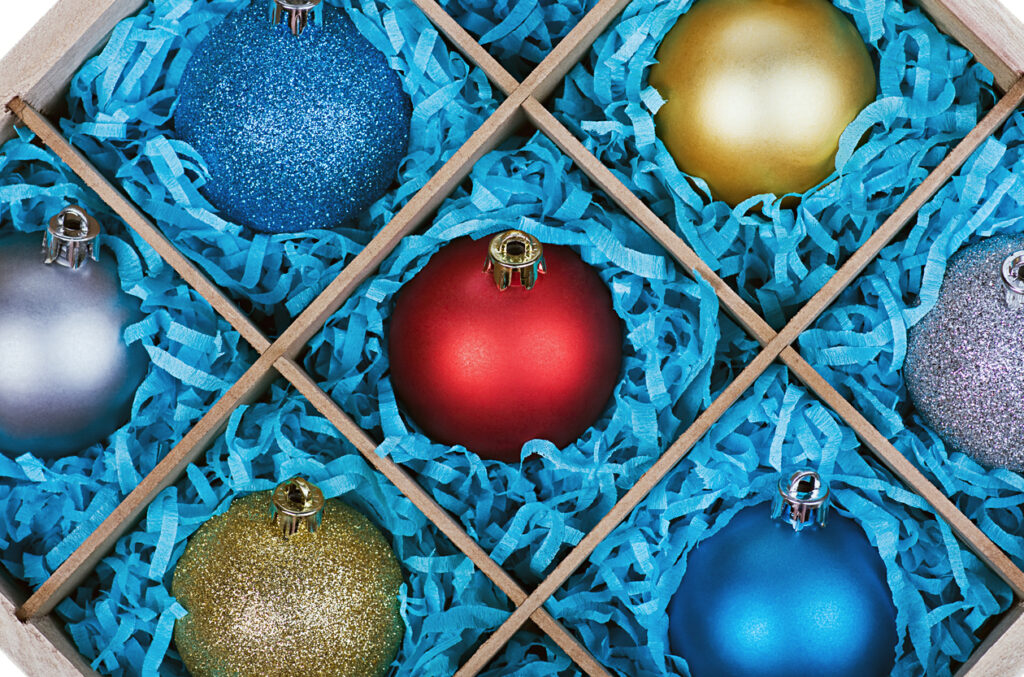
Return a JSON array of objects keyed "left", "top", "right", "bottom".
[{"left": 2, "top": 0, "right": 1024, "bottom": 676}]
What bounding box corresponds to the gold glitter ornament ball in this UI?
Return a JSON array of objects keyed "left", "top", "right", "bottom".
[
  {"left": 171, "top": 478, "right": 404, "bottom": 677},
  {"left": 649, "top": 0, "right": 877, "bottom": 205}
]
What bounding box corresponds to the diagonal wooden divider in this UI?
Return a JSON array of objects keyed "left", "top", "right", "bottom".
[{"left": 455, "top": 77, "right": 1024, "bottom": 676}]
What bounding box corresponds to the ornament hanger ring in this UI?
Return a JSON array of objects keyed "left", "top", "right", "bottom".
[
  {"left": 485, "top": 230, "right": 547, "bottom": 291},
  {"left": 270, "top": 477, "right": 326, "bottom": 538},
  {"left": 773, "top": 469, "right": 831, "bottom": 530},
  {"left": 1001, "top": 251, "right": 1024, "bottom": 310},
  {"left": 45, "top": 205, "right": 100, "bottom": 269},
  {"left": 270, "top": 0, "right": 323, "bottom": 35}
]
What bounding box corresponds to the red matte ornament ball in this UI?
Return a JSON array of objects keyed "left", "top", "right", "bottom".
[{"left": 388, "top": 231, "right": 623, "bottom": 462}]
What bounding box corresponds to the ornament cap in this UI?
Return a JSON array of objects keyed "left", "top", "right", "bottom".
[
  {"left": 270, "top": 477, "right": 325, "bottom": 539},
  {"left": 44, "top": 206, "right": 100, "bottom": 270},
  {"left": 1001, "top": 251, "right": 1024, "bottom": 310},
  {"left": 483, "top": 230, "right": 547, "bottom": 291},
  {"left": 771, "top": 470, "right": 831, "bottom": 531},
  {"left": 269, "top": 0, "right": 323, "bottom": 35}
]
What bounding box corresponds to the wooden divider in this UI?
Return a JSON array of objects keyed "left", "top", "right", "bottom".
[
  {"left": 455, "top": 78, "right": 1024, "bottom": 675},
  {"left": 4, "top": 0, "right": 1024, "bottom": 673}
]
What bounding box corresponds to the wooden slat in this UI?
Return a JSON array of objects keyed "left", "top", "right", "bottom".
[
  {"left": 17, "top": 357, "right": 279, "bottom": 620},
  {"left": 957, "top": 604, "right": 1024, "bottom": 677},
  {"left": 275, "top": 358, "right": 612, "bottom": 677},
  {"left": 410, "top": 0, "right": 520, "bottom": 96},
  {"left": 919, "top": 0, "right": 1024, "bottom": 92},
  {"left": 525, "top": 92, "right": 1024, "bottom": 596},
  {"left": 0, "top": 0, "right": 145, "bottom": 143},
  {"left": 0, "top": 575, "right": 97, "bottom": 676},
  {"left": 8, "top": 98, "right": 272, "bottom": 354},
  {"left": 455, "top": 78, "right": 1024, "bottom": 675}
]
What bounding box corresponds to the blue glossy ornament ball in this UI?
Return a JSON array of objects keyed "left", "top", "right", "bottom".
[
  {"left": 669, "top": 476, "right": 897, "bottom": 677},
  {"left": 174, "top": 1, "right": 412, "bottom": 234}
]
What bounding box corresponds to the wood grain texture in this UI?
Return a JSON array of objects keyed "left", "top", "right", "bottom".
[
  {"left": 957, "top": 604, "right": 1024, "bottom": 677},
  {"left": 0, "top": 575, "right": 97, "bottom": 676},
  {"left": 17, "top": 358, "right": 280, "bottom": 621},
  {"left": 0, "top": 0, "right": 144, "bottom": 143},
  {"left": 922, "top": 0, "right": 1024, "bottom": 91},
  {"left": 8, "top": 99, "right": 272, "bottom": 354},
  {"left": 275, "top": 358, "right": 613, "bottom": 677}
]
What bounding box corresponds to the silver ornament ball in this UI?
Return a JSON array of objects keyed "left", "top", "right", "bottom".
[
  {"left": 0, "top": 208, "right": 147, "bottom": 458},
  {"left": 905, "top": 235, "right": 1024, "bottom": 472}
]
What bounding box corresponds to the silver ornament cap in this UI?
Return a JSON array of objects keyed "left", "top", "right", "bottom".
[
  {"left": 269, "top": 0, "right": 323, "bottom": 35},
  {"left": 269, "top": 477, "right": 325, "bottom": 539},
  {"left": 44, "top": 205, "right": 100, "bottom": 270},
  {"left": 771, "top": 470, "right": 830, "bottom": 531},
  {"left": 1001, "top": 250, "right": 1024, "bottom": 310}
]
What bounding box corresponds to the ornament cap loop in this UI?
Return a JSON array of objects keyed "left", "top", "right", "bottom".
[
  {"left": 1001, "top": 251, "right": 1024, "bottom": 310},
  {"left": 269, "top": 0, "right": 323, "bottom": 35},
  {"left": 270, "top": 477, "right": 325, "bottom": 539},
  {"left": 44, "top": 206, "right": 100, "bottom": 270},
  {"left": 484, "top": 230, "right": 547, "bottom": 291},
  {"left": 772, "top": 470, "right": 830, "bottom": 531}
]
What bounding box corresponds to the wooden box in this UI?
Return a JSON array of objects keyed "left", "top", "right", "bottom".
[{"left": 1, "top": 0, "right": 1024, "bottom": 674}]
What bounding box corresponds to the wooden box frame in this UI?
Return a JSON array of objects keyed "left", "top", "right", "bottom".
[{"left": 1, "top": 0, "right": 1024, "bottom": 674}]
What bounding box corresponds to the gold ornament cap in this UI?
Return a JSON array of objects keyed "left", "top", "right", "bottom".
[
  {"left": 44, "top": 205, "right": 100, "bottom": 270},
  {"left": 269, "top": 0, "right": 323, "bottom": 35},
  {"left": 483, "top": 230, "right": 547, "bottom": 291},
  {"left": 771, "top": 470, "right": 831, "bottom": 532},
  {"left": 270, "top": 477, "right": 325, "bottom": 539}
]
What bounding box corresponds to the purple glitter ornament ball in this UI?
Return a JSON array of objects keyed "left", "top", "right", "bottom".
[
  {"left": 174, "top": 0, "right": 412, "bottom": 234},
  {"left": 905, "top": 234, "right": 1024, "bottom": 472}
]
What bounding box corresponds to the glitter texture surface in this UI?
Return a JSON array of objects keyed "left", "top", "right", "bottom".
[
  {"left": 905, "top": 235, "right": 1024, "bottom": 472},
  {"left": 171, "top": 489, "right": 404, "bottom": 676},
  {"left": 174, "top": 2, "right": 412, "bottom": 234}
]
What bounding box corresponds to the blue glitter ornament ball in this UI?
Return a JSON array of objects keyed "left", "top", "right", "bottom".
[
  {"left": 174, "top": 0, "right": 412, "bottom": 234},
  {"left": 669, "top": 471, "right": 897, "bottom": 677}
]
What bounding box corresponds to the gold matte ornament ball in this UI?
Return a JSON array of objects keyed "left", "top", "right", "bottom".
[
  {"left": 171, "top": 478, "right": 404, "bottom": 677},
  {"left": 649, "top": 0, "right": 877, "bottom": 205}
]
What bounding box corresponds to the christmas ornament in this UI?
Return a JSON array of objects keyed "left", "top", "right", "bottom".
[
  {"left": 905, "top": 235, "right": 1024, "bottom": 471},
  {"left": 388, "top": 230, "right": 622, "bottom": 462},
  {"left": 0, "top": 206, "right": 147, "bottom": 459},
  {"left": 174, "top": 0, "right": 412, "bottom": 234},
  {"left": 172, "top": 477, "right": 404, "bottom": 677},
  {"left": 649, "top": 0, "right": 876, "bottom": 205},
  {"left": 669, "top": 471, "right": 897, "bottom": 677}
]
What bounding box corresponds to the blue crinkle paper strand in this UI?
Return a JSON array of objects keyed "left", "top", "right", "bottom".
[
  {"left": 0, "top": 130, "right": 253, "bottom": 600},
  {"left": 800, "top": 114, "right": 1024, "bottom": 586},
  {"left": 555, "top": 0, "right": 996, "bottom": 328},
  {"left": 61, "top": 0, "right": 500, "bottom": 334},
  {"left": 435, "top": 0, "right": 598, "bottom": 80},
  {"left": 559, "top": 365, "right": 1011, "bottom": 676},
  {"left": 303, "top": 130, "right": 723, "bottom": 674}
]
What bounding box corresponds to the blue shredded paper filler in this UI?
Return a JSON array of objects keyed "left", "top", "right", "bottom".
[
  {"left": 0, "top": 0, "right": 1015, "bottom": 674},
  {"left": 557, "top": 0, "right": 997, "bottom": 328},
  {"left": 436, "top": 0, "right": 599, "bottom": 80},
  {"left": 61, "top": 0, "right": 500, "bottom": 334}
]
